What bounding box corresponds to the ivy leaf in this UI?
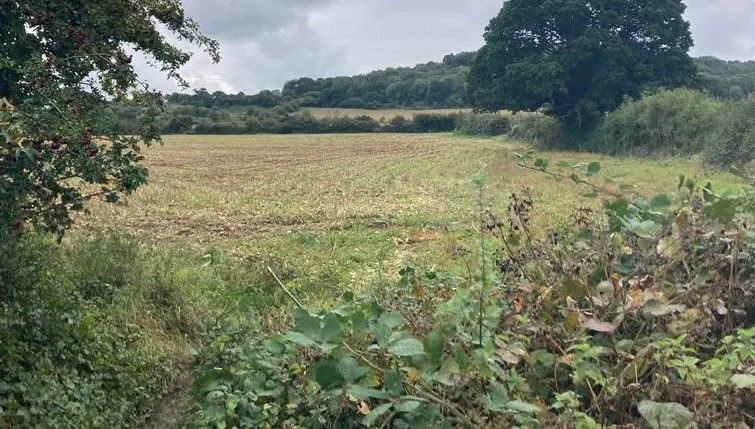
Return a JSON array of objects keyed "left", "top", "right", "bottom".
[
  {"left": 731, "top": 374, "right": 755, "bottom": 389},
  {"left": 362, "top": 403, "right": 392, "bottom": 427},
  {"left": 586, "top": 161, "right": 601, "bottom": 176},
  {"left": 388, "top": 339, "right": 425, "bottom": 357},
  {"left": 637, "top": 400, "right": 693, "bottom": 429}
]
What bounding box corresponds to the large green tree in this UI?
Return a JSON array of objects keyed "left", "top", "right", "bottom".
[
  {"left": 468, "top": 0, "right": 697, "bottom": 132},
  {"left": 0, "top": 0, "right": 218, "bottom": 240}
]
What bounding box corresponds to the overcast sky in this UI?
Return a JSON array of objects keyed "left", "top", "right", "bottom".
[{"left": 137, "top": 0, "right": 755, "bottom": 94}]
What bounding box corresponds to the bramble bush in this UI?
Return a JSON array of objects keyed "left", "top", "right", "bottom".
[{"left": 187, "top": 158, "right": 754, "bottom": 427}]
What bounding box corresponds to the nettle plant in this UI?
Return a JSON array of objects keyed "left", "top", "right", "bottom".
[{"left": 190, "top": 158, "right": 753, "bottom": 428}]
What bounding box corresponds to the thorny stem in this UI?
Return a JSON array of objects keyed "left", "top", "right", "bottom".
[{"left": 477, "top": 183, "right": 487, "bottom": 348}]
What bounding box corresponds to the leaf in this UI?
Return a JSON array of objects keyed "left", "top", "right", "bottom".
[
  {"left": 362, "top": 403, "right": 392, "bottom": 427},
  {"left": 283, "top": 331, "right": 317, "bottom": 347},
  {"left": 650, "top": 194, "right": 672, "bottom": 211},
  {"left": 583, "top": 318, "right": 616, "bottom": 333},
  {"left": 505, "top": 400, "right": 541, "bottom": 414},
  {"left": 424, "top": 331, "right": 445, "bottom": 368},
  {"left": 586, "top": 161, "right": 601, "bottom": 176},
  {"left": 395, "top": 400, "right": 421, "bottom": 413},
  {"left": 705, "top": 198, "right": 739, "bottom": 223},
  {"left": 378, "top": 311, "right": 405, "bottom": 329},
  {"left": 321, "top": 313, "right": 343, "bottom": 342},
  {"left": 637, "top": 400, "right": 694, "bottom": 429},
  {"left": 348, "top": 385, "right": 391, "bottom": 400},
  {"left": 383, "top": 370, "right": 405, "bottom": 396},
  {"left": 337, "top": 356, "right": 368, "bottom": 382},
  {"left": 731, "top": 374, "right": 755, "bottom": 389},
  {"left": 293, "top": 308, "right": 321, "bottom": 339},
  {"left": 387, "top": 339, "right": 425, "bottom": 357},
  {"left": 313, "top": 360, "right": 343, "bottom": 389},
  {"left": 642, "top": 300, "right": 686, "bottom": 317}
]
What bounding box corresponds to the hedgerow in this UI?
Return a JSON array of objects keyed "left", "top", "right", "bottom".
[{"left": 187, "top": 159, "right": 754, "bottom": 427}]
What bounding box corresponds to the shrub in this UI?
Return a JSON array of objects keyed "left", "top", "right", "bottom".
[
  {"left": 509, "top": 111, "right": 563, "bottom": 148},
  {"left": 456, "top": 112, "right": 512, "bottom": 136},
  {"left": 704, "top": 95, "right": 755, "bottom": 168},
  {"left": 591, "top": 89, "right": 726, "bottom": 155},
  {"left": 412, "top": 113, "right": 459, "bottom": 132},
  {"left": 0, "top": 235, "right": 234, "bottom": 427}
]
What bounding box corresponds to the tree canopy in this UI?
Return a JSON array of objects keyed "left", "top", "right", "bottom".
[
  {"left": 0, "top": 0, "right": 218, "bottom": 240},
  {"left": 468, "top": 0, "right": 698, "bottom": 131}
]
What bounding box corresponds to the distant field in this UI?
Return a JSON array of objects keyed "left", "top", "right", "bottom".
[
  {"left": 78, "top": 133, "right": 741, "bottom": 303},
  {"left": 303, "top": 107, "right": 471, "bottom": 120}
]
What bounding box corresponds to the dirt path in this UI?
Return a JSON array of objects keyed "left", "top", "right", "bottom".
[{"left": 146, "top": 372, "right": 194, "bottom": 429}]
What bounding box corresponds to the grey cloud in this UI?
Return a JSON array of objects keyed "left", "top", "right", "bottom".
[{"left": 137, "top": 0, "right": 755, "bottom": 94}]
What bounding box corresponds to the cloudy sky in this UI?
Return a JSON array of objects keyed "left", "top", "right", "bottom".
[{"left": 138, "top": 0, "right": 755, "bottom": 94}]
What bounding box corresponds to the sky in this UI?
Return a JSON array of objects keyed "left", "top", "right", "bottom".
[{"left": 136, "top": 0, "right": 755, "bottom": 94}]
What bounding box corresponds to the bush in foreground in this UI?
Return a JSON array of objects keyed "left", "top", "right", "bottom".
[
  {"left": 187, "top": 161, "right": 754, "bottom": 427},
  {"left": 0, "top": 236, "right": 237, "bottom": 427}
]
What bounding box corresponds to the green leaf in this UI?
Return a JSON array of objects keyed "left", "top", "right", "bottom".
[
  {"left": 313, "top": 360, "right": 343, "bottom": 389},
  {"left": 395, "top": 400, "right": 421, "bottom": 413},
  {"left": 321, "top": 313, "right": 343, "bottom": 342},
  {"left": 650, "top": 194, "right": 672, "bottom": 210},
  {"left": 294, "top": 308, "right": 321, "bottom": 339},
  {"left": 337, "top": 356, "right": 368, "bottom": 382},
  {"left": 705, "top": 197, "right": 740, "bottom": 223},
  {"left": 424, "top": 331, "right": 445, "bottom": 368},
  {"left": 383, "top": 370, "right": 405, "bottom": 396},
  {"left": 505, "top": 400, "right": 541, "bottom": 414},
  {"left": 283, "top": 331, "right": 317, "bottom": 347},
  {"left": 731, "top": 374, "right": 755, "bottom": 389},
  {"left": 586, "top": 161, "right": 601, "bottom": 176},
  {"left": 388, "top": 339, "right": 425, "bottom": 357},
  {"left": 379, "top": 311, "right": 405, "bottom": 329},
  {"left": 348, "top": 385, "right": 391, "bottom": 400},
  {"left": 362, "top": 403, "right": 393, "bottom": 427},
  {"left": 638, "top": 400, "right": 693, "bottom": 429}
]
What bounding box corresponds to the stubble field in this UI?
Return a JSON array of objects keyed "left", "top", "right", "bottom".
[{"left": 76, "top": 133, "right": 740, "bottom": 306}]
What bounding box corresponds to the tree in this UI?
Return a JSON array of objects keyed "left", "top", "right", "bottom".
[
  {"left": 468, "top": 0, "right": 697, "bottom": 132},
  {"left": 0, "top": 0, "right": 219, "bottom": 241}
]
